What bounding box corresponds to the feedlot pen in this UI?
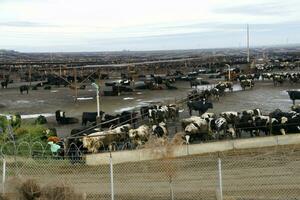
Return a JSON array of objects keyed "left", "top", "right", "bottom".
[{"left": 1, "top": 144, "right": 300, "bottom": 200}]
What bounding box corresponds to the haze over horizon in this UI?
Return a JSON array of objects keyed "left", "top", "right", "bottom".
[{"left": 0, "top": 0, "right": 299, "bottom": 52}]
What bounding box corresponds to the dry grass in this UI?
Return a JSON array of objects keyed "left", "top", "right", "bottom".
[
  {"left": 20, "top": 179, "right": 42, "bottom": 199},
  {"left": 41, "top": 183, "right": 83, "bottom": 200},
  {"left": 142, "top": 132, "right": 186, "bottom": 183},
  {"left": 1, "top": 179, "right": 84, "bottom": 200}
]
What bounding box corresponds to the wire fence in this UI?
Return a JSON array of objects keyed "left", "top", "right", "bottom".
[{"left": 0, "top": 145, "right": 300, "bottom": 200}]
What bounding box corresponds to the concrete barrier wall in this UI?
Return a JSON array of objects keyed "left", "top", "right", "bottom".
[{"left": 86, "top": 133, "right": 300, "bottom": 166}]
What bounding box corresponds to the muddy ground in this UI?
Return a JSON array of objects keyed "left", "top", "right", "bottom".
[{"left": 0, "top": 78, "right": 299, "bottom": 137}]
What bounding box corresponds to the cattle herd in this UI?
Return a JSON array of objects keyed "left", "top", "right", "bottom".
[
  {"left": 69, "top": 104, "right": 180, "bottom": 154},
  {"left": 65, "top": 100, "right": 300, "bottom": 155},
  {"left": 238, "top": 72, "right": 300, "bottom": 86},
  {"left": 181, "top": 106, "right": 300, "bottom": 142}
]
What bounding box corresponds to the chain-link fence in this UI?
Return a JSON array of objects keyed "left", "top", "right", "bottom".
[{"left": 0, "top": 145, "right": 300, "bottom": 200}]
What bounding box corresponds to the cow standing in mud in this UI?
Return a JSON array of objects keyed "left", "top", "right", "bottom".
[
  {"left": 19, "top": 85, "right": 29, "bottom": 94},
  {"left": 55, "top": 110, "right": 79, "bottom": 125},
  {"left": 240, "top": 79, "right": 254, "bottom": 90},
  {"left": 1, "top": 80, "right": 8, "bottom": 89},
  {"left": 187, "top": 100, "right": 213, "bottom": 116}
]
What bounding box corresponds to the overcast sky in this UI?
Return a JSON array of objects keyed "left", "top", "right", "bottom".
[{"left": 0, "top": 0, "right": 299, "bottom": 52}]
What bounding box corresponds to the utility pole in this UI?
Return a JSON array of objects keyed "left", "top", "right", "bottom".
[
  {"left": 92, "top": 83, "right": 101, "bottom": 128},
  {"left": 247, "top": 24, "right": 250, "bottom": 63}
]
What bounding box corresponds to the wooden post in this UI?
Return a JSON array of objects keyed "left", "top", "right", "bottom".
[
  {"left": 29, "top": 65, "right": 32, "bottom": 86},
  {"left": 73, "top": 67, "right": 78, "bottom": 101}
]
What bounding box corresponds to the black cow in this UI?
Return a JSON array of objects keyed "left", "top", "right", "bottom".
[
  {"left": 101, "top": 111, "right": 138, "bottom": 128},
  {"left": 55, "top": 110, "right": 79, "bottom": 125},
  {"left": 82, "top": 111, "right": 105, "bottom": 126},
  {"left": 282, "top": 114, "right": 300, "bottom": 134},
  {"left": 187, "top": 100, "right": 213, "bottom": 116},
  {"left": 20, "top": 85, "right": 29, "bottom": 94},
  {"left": 269, "top": 109, "right": 296, "bottom": 120},
  {"left": 287, "top": 90, "right": 300, "bottom": 105},
  {"left": 1, "top": 80, "right": 8, "bottom": 88},
  {"left": 119, "top": 111, "right": 138, "bottom": 125}
]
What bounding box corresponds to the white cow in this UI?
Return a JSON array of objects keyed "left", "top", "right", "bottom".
[
  {"left": 181, "top": 116, "right": 202, "bottom": 129},
  {"left": 82, "top": 124, "right": 132, "bottom": 153},
  {"left": 128, "top": 125, "right": 150, "bottom": 146}
]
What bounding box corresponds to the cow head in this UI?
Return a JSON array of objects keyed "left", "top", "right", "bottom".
[
  {"left": 227, "top": 128, "right": 236, "bottom": 138},
  {"left": 185, "top": 123, "right": 198, "bottom": 135},
  {"left": 281, "top": 117, "right": 288, "bottom": 124},
  {"left": 128, "top": 129, "right": 137, "bottom": 139},
  {"left": 119, "top": 124, "right": 132, "bottom": 133}
]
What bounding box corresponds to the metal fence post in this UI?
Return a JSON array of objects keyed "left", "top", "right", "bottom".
[
  {"left": 217, "top": 157, "right": 223, "bottom": 200},
  {"left": 109, "top": 152, "right": 115, "bottom": 200},
  {"left": 169, "top": 177, "right": 174, "bottom": 200},
  {"left": 2, "top": 158, "right": 6, "bottom": 193}
]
